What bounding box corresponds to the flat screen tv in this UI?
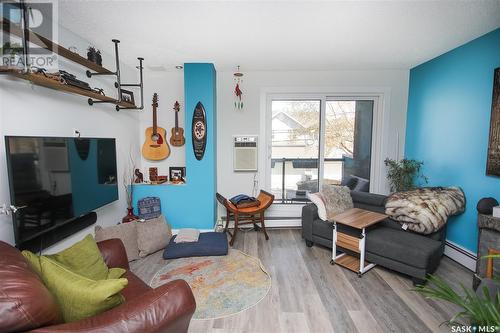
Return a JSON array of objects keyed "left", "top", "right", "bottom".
[{"left": 5, "top": 136, "right": 118, "bottom": 251}]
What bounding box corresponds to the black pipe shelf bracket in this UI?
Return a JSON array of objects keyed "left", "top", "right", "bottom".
[{"left": 87, "top": 39, "right": 145, "bottom": 111}]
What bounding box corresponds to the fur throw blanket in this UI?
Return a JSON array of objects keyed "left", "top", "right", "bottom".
[{"left": 385, "top": 187, "right": 465, "bottom": 234}]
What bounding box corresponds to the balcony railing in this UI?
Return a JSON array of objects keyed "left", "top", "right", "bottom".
[{"left": 271, "top": 157, "right": 345, "bottom": 204}]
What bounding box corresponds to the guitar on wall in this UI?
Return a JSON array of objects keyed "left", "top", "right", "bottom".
[
  {"left": 142, "top": 93, "right": 170, "bottom": 160},
  {"left": 169, "top": 101, "right": 185, "bottom": 147}
]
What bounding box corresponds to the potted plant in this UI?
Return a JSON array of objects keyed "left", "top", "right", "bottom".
[
  {"left": 414, "top": 255, "right": 499, "bottom": 328},
  {"left": 384, "top": 158, "right": 428, "bottom": 192},
  {"left": 87, "top": 46, "right": 99, "bottom": 64}
]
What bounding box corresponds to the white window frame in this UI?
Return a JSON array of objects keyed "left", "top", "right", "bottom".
[{"left": 260, "top": 88, "right": 388, "bottom": 218}]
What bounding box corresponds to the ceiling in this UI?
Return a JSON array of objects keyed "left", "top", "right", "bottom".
[{"left": 58, "top": 0, "right": 500, "bottom": 72}]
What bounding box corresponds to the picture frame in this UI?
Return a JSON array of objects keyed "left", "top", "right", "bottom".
[
  {"left": 169, "top": 166, "right": 186, "bottom": 182},
  {"left": 486, "top": 68, "right": 500, "bottom": 177},
  {"left": 120, "top": 89, "right": 135, "bottom": 104}
]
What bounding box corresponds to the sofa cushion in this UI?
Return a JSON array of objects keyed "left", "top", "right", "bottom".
[
  {"left": 341, "top": 175, "right": 358, "bottom": 190},
  {"left": 352, "top": 177, "right": 370, "bottom": 192},
  {"left": 95, "top": 222, "right": 140, "bottom": 261},
  {"left": 0, "top": 241, "right": 62, "bottom": 332},
  {"left": 38, "top": 256, "right": 127, "bottom": 323},
  {"left": 137, "top": 215, "right": 173, "bottom": 257},
  {"left": 321, "top": 185, "right": 353, "bottom": 220},
  {"left": 307, "top": 192, "right": 327, "bottom": 220},
  {"left": 366, "top": 227, "right": 442, "bottom": 269}
]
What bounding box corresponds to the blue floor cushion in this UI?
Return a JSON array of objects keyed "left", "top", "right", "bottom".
[{"left": 163, "top": 232, "right": 228, "bottom": 259}]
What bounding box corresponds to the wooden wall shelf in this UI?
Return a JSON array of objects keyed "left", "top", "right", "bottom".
[
  {"left": 2, "top": 19, "right": 113, "bottom": 74},
  {"left": 2, "top": 69, "right": 135, "bottom": 108}
]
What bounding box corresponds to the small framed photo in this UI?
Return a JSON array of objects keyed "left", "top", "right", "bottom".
[
  {"left": 169, "top": 167, "right": 186, "bottom": 183},
  {"left": 120, "top": 89, "right": 135, "bottom": 104}
]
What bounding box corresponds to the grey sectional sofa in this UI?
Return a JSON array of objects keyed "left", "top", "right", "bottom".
[{"left": 302, "top": 191, "right": 446, "bottom": 285}]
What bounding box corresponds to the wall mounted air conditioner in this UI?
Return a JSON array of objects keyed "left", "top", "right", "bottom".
[{"left": 233, "top": 136, "right": 258, "bottom": 172}]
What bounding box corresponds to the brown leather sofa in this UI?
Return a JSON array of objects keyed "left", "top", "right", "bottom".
[{"left": 0, "top": 238, "right": 196, "bottom": 333}]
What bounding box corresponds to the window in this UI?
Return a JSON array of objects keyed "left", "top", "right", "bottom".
[
  {"left": 271, "top": 100, "right": 320, "bottom": 202},
  {"left": 269, "top": 96, "right": 375, "bottom": 204}
]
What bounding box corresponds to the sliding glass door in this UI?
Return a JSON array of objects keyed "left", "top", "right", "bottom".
[
  {"left": 271, "top": 100, "right": 320, "bottom": 203},
  {"left": 270, "top": 97, "right": 374, "bottom": 204}
]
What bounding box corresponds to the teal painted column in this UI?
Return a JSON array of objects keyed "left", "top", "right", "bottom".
[
  {"left": 132, "top": 63, "right": 217, "bottom": 229},
  {"left": 184, "top": 63, "right": 217, "bottom": 228}
]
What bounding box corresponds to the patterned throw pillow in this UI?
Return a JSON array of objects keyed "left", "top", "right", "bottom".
[
  {"left": 321, "top": 185, "right": 353, "bottom": 221},
  {"left": 137, "top": 215, "right": 173, "bottom": 257},
  {"left": 307, "top": 192, "right": 327, "bottom": 221},
  {"left": 95, "top": 222, "right": 140, "bottom": 261}
]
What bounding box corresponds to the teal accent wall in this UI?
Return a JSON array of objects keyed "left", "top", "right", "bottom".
[
  {"left": 133, "top": 63, "right": 217, "bottom": 229},
  {"left": 406, "top": 28, "right": 500, "bottom": 253}
]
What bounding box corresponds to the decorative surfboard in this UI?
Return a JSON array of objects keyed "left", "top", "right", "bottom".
[{"left": 192, "top": 102, "right": 207, "bottom": 161}]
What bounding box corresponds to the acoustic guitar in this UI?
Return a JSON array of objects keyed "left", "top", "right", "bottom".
[
  {"left": 169, "top": 101, "right": 185, "bottom": 146},
  {"left": 142, "top": 93, "right": 170, "bottom": 160}
]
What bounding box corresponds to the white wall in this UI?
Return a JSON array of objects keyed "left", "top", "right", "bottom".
[
  {"left": 216, "top": 69, "right": 410, "bottom": 219},
  {"left": 0, "top": 43, "right": 142, "bottom": 252},
  {"left": 138, "top": 70, "right": 185, "bottom": 180}
]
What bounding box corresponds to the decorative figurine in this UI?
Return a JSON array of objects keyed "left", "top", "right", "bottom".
[{"left": 134, "top": 168, "right": 144, "bottom": 183}]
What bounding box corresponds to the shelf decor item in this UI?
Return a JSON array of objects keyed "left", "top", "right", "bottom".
[
  {"left": 120, "top": 89, "right": 135, "bottom": 104},
  {"left": 169, "top": 167, "right": 186, "bottom": 183},
  {"left": 486, "top": 68, "right": 500, "bottom": 177},
  {"left": 1, "top": 16, "right": 143, "bottom": 110},
  {"left": 233, "top": 65, "right": 244, "bottom": 110},
  {"left": 87, "top": 46, "right": 101, "bottom": 65},
  {"left": 123, "top": 156, "right": 139, "bottom": 223}
]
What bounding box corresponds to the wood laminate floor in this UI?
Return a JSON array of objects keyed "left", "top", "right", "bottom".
[{"left": 130, "top": 229, "right": 472, "bottom": 333}]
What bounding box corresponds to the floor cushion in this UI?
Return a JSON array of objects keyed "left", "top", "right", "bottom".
[{"left": 163, "top": 232, "right": 228, "bottom": 259}]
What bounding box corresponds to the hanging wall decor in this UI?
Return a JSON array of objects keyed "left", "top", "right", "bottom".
[
  {"left": 486, "top": 67, "right": 500, "bottom": 176},
  {"left": 192, "top": 102, "right": 207, "bottom": 161},
  {"left": 233, "top": 66, "right": 244, "bottom": 110}
]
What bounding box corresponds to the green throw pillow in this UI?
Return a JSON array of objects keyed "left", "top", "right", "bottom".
[
  {"left": 22, "top": 249, "right": 43, "bottom": 276},
  {"left": 22, "top": 235, "right": 126, "bottom": 281},
  {"left": 39, "top": 256, "right": 127, "bottom": 323},
  {"left": 47, "top": 234, "right": 109, "bottom": 280},
  {"left": 107, "top": 267, "right": 127, "bottom": 279}
]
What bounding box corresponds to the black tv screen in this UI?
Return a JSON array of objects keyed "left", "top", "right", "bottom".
[{"left": 5, "top": 136, "right": 118, "bottom": 249}]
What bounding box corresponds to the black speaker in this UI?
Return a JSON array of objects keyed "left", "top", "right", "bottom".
[{"left": 477, "top": 197, "right": 499, "bottom": 215}]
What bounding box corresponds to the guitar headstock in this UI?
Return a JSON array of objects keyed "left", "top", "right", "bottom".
[
  {"left": 173, "top": 101, "right": 180, "bottom": 112},
  {"left": 152, "top": 93, "right": 158, "bottom": 107}
]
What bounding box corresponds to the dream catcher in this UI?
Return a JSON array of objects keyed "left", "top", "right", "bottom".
[{"left": 233, "top": 66, "right": 244, "bottom": 110}]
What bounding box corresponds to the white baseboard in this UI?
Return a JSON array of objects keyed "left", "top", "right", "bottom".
[
  {"left": 444, "top": 240, "right": 477, "bottom": 271},
  {"left": 217, "top": 219, "right": 301, "bottom": 230}
]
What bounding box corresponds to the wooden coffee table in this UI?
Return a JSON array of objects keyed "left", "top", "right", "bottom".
[{"left": 330, "top": 208, "right": 387, "bottom": 277}]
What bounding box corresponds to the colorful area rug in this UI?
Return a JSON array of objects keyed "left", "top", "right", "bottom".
[{"left": 150, "top": 249, "right": 271, "bottom": 320}]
